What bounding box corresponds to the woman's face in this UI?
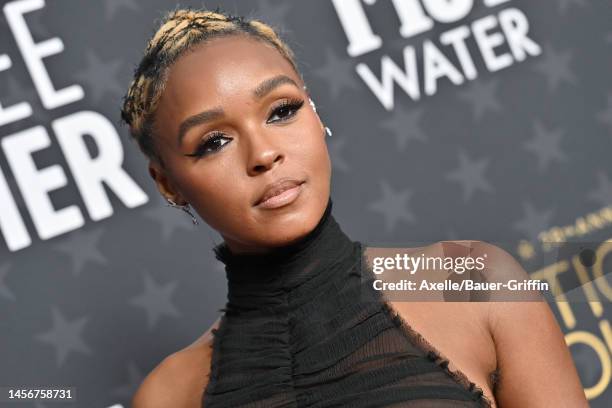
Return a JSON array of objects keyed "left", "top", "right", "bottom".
[{"left": 149, "top": 34, "right": 332, "bottom": 254}]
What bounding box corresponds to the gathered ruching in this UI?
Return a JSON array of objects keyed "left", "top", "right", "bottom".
[{"left": 202, "top": 198, "right": 493, "bottom": 407}]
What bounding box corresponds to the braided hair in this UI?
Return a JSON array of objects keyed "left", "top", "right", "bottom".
[{"left": 119, "top": 6, "right": 301, "bottom": 168}]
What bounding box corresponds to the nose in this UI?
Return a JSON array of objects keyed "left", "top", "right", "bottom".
[{"left": 246, "top": 129, "right": 284, "bottom": 176}]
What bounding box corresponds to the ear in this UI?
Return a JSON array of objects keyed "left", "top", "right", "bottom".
[{"left": 148, "top": 160, "right": 186, "bottom": 205}]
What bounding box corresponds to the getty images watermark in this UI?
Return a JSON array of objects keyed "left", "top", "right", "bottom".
[{"left": 360, "top": 241, "right": 559, "bottom": 302}]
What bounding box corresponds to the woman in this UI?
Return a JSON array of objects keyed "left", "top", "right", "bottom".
[{"left": 119, "top": 7, "right": 588, "bottom": 408}]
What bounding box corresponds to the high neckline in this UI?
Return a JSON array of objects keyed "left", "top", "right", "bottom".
[
  {"left": 213, "top": 197, "right": 333, "bottom": 271},
  {"left": 213, "top": 197, "right": 358, "bottom": 311},
  {"left": 204, "top": 198, "right": 493, "bottom": 408}
]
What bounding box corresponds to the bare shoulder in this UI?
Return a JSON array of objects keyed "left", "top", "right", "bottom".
[
  {"left": 374, "top": 241, "right": 498, "bottom": 401},
  {"left": 131, "top": 317, "right": 222, "bottom": 408},
  {"left": 410, "top": 240, "right": 586, "bottom": 405},
  {"left": 469, "top": 241, "right": 589, "bottom": 406}
]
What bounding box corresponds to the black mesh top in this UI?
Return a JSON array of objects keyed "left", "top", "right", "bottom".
[{"left": 202, "top": 198, "right": 493, "bottom": 407}]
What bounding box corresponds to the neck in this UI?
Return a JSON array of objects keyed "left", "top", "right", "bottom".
[{"left": 213, "top": 197, "right": 357, "bottom": 312}]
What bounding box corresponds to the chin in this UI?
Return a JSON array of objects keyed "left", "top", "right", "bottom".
[{"left": 266, "top": 215, "right": 316, "bottom": 245}]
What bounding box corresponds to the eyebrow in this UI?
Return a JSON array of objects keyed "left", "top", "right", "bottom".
[{"left": 176, "top": 74, "right": 300, "bottom": 146}]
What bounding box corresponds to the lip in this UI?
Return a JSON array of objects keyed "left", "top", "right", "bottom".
[{"left": 254, "top": 178, "right": 305, "bottom": 208}]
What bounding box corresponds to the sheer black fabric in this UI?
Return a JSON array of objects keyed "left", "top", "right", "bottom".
[{"left": 202, "top": 198, "right": 493, "bottom": 407}]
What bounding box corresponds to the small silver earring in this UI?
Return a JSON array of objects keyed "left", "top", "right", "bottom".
[
  {"left": 325, "top": 126, "right": 332, "bottom": 137},
  {"left": 166, "top": 198, "right": 199, "bottom": 225},
  {"left": 309, "top": 97, "right": 317, "bottom": 113}
]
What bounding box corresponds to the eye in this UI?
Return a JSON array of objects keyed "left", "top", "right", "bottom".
[
  {"left": 267, "top": 98, "right": 304, "bottom": 123},
  {"left": 184, "top": 131, "right": 231, "bottom": 158}
]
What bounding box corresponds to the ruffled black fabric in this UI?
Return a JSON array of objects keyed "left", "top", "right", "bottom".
[{"left": 202, "top": 198, "right": 493, "bottom": 407}]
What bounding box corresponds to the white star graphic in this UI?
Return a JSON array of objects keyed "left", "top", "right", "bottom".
[
  {"left": 73, "top": 50, "right": 124, "bottom": 105},
  {"left": 380, "top": 107, "right": 428, "bottom": 151},
  {"left": 54, "top": 226, "right": 108, "bottom": 277},
  {"left": 456, "top": 78, "right": 502, "bottom": 122},
  {"left": 523, "top": 120, "right": 568, "bottom": 173},
  {"left": 445, "top": 149, "right": 493, "bottom": 202},
  {"left": 532, "top": 43, "right": 576, "bottom": 92},
  {"left": 130, "top": 272, "right": 181, "bottom": 330},
  {"left": 367, "top": 180, "right": 416, "bottom": 233},
  {"left": 36, "top": 306, "right": 93, "bottom": 367}
]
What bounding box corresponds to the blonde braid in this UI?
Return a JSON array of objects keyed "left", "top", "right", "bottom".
[{"left": 119, "top": 6, "right": 301, "bottom": 167}]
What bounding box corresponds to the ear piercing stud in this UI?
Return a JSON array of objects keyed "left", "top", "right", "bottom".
[{"left": 309, "top": 97, "right": 317, "bottom": 113}]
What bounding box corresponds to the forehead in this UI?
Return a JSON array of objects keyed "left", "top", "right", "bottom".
[{"left": 159, "top": 35, "right": 299, "bottom": 113}]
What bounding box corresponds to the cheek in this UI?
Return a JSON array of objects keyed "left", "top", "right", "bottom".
[{"left": 292, "top": 113, "right": 327, "bottom": 154}]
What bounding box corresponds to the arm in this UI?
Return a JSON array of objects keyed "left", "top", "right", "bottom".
[{"left": 476, "top": 242, "right": 588, "bottom": 407}]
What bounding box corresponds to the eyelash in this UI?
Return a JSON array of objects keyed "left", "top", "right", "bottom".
[{"left": 185, "top": 98, "right": 305, "bottom": 158}]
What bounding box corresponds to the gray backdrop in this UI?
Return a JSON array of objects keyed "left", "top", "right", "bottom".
[{"left": 1, "top": 0, "right": 611, "bottom": 407}]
